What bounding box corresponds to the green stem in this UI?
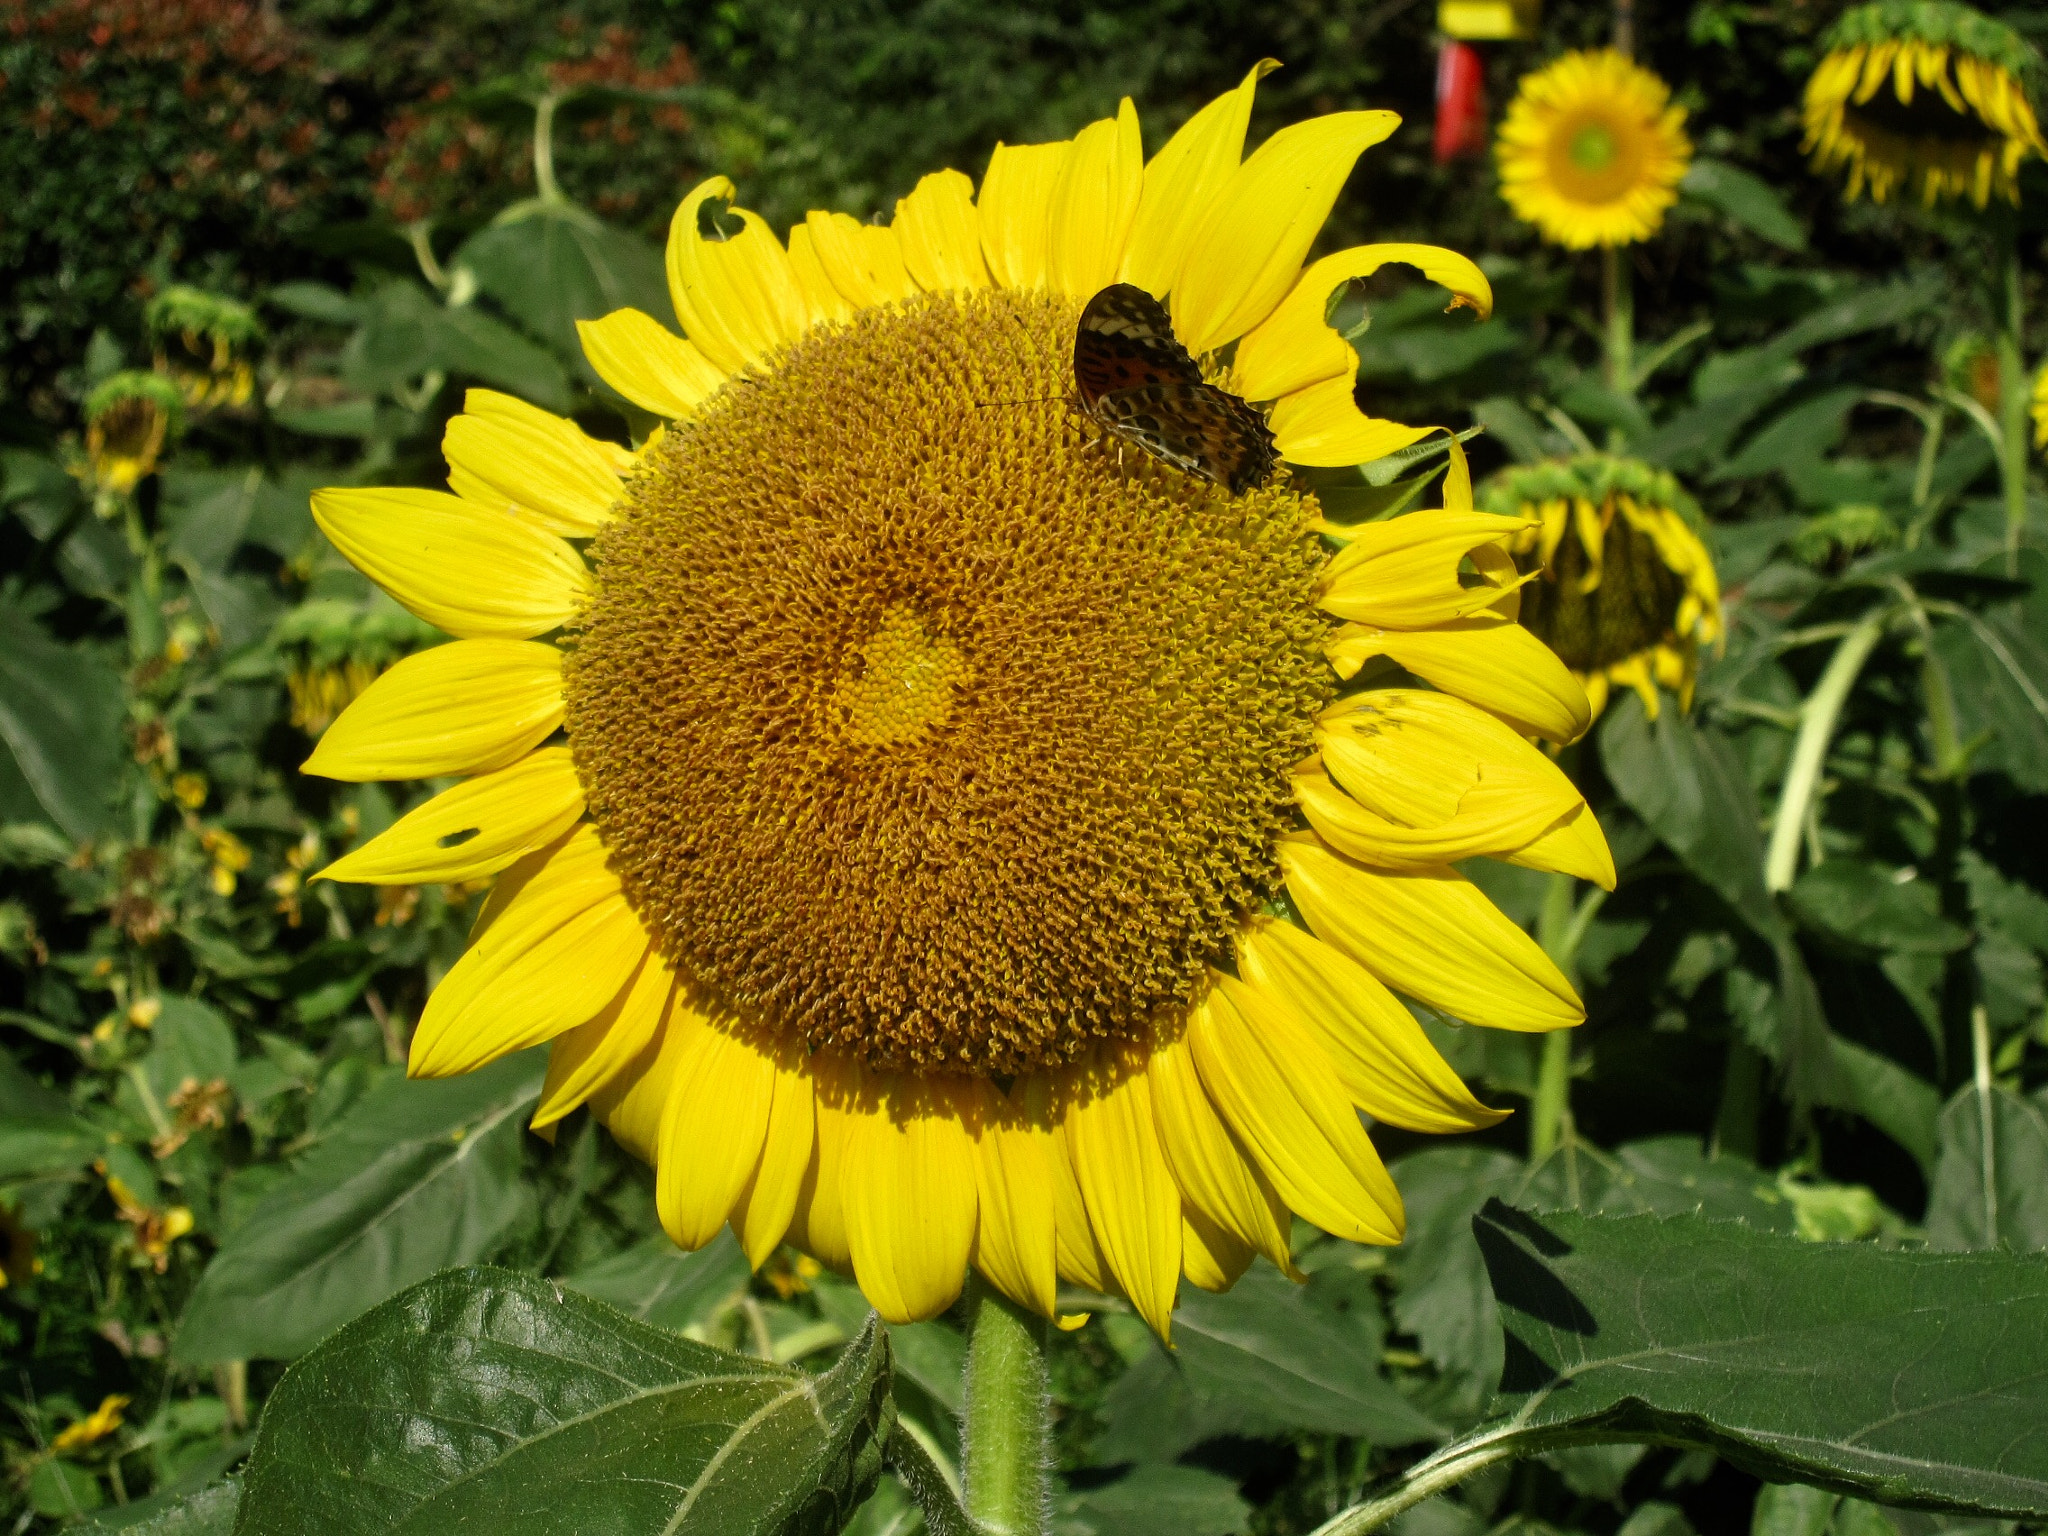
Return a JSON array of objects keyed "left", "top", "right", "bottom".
[
  {"left": 1972, "top": 1003, "right": 1998, "bottom": 1246},
  {"left": 533, "top": 92, "right": 565, "bottom": 206},
  {"left": 1529, "top": 872, "right": 1592, "bottom": 1162},
  {"left": 1994, "top": 221, "right": 2028, "bottom": 576},
  {"left": 1763, "top": 609, "right": 1889, "bottom": 893},
  {"left": 1713, "top": 1038, "right": 1764, "bottom": 1160},
  {"left": 1602, "top": 246, "right": 1634, "bottom": 404},
  {"left": 961, "top": 1276, "right": 1051, "bottom": 1536},
  {"left": 1310, "top": 1428, "right": 1529, "bottom": 1535}
]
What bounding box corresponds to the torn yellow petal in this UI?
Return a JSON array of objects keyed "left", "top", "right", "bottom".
[
  {"left": 1236, "top": 917, "right": 1506, "bottom": 1134},
  {"left": 577, "top": 308, "right": 730, "bottom": 420},
  {"left": 656, "top": 1022, "right": 775, "bottom": 1251},
  {"left": 971, "top": 1082, "right": 1059, "bottom": 1318},
  {"left": 665, "top": 176, "right": 812, "bottom": 375},
  {"left": 1173, "top": 110, "right": 1400, "bottom": 354},
  {"left": 534, "top": 952, "right": 678, "bottom": 1129},
  {"left": 1064, "top": 1049, "right": 1182, "bottom": 1340},
  {"left": 1048, "top": 99, "right": 1144, "bottom": 298},
  {"left": 804, "top": 211, "right": 917, "bottom": 310},
  {"left": 411, "top": 832, "right": 647, "bottom": 1078},
  {"left": 1146, "top": 1022, "right": 1295, "bottom": 1273},
  {"left": 1236, "top": 244, "right": 1494, "bottom": 403},
  {"left": 1268, "top": 375, "right": 1434, "bottom": 469},
  {"left": 443, "top": 390, "right": 623, "bottom": 538},
  {"left": 979, "top": 139, "right": 1074, "bottom": 290},
  {"left": 302, "top": 639, "right": 563, "bottom": 782},
  {"left": 1326, "top": 615, "right": 1592, "bottom": 745},
  {"left": 1191, "top": 975, "right": 1403, "bottom": 1245},
  {"left": 311, "top": 488, "right": 589, "bottom": 640},
  {"left": 894, "top": 169, "right": 991, "bottom": 292},
  {"left": 1320, "top": 510, "right": 1531, "bottom": 626},
  {"left": 317, "top": 746, "right": 583, "bottom": 885},
  {"left": 1280, "top": 835, "right": 1582, "bottom": 1033},
  {"left": 732, "top": 1044, "right": 816, "bottom": 1269},
  {"left": 843, "top": 1075, "right": 979, "bottom": 1323},
  {"left": 1121, "top": 59, "right": 1277, "bottom": 298}
]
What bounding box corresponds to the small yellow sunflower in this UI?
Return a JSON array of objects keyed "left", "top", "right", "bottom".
[
  {"left": 306, "top": 67, "right": 1610, "bottom": 1335},
  {"left": 80, "top": 372, "right": 183, "bottom": 501},
  {"left": 1495, "top": 49, "right": 1692, "bottom": 249},
  {"left": 1804, "top": 1, "right": 2046, "bottom": 208},
  {"left": 1484, "top": 456, "right": 1722, "bottom": 721}
]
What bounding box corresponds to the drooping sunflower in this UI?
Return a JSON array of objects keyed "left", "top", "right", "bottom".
[
  {"left": 1483, "top": 455, "right": 1722, "bottom": 722},
  {"left": 145, "top": 286, "right": 262, "bottom": 410},
  {"left": 307, "top": 68, "right": 1611, "bottom": 1335},
  {"left": 1803, "top": 0, "right": 2046, "bottom": 209},
  {"left": 80, "top": 372, "right": 183, "bottom": 502},
  {"left": 1495, "top": 49, "right": 1692, "bottom": 249}
]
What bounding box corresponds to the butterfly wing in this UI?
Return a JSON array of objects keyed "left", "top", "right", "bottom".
[
  {"left": 1094, "top": 382, "right": 1278, "bottom": 496},
  {"left": 1073, "top": 284, "right": 1203, "bottom": 410}
]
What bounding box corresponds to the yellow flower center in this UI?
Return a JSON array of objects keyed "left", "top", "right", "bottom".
[
  {"left": 1569, "top": 123, "right": 1618, "bottom": 172},
  {"left": 1547, "top": 109, "right": 1643, "bottom": 204},
  {"left": 565, "top": 289, "right": 1332, "bottom": 1076}
]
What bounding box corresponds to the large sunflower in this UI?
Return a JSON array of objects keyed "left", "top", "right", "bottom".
[
  {"left": 1495, "top": 49, "right": 1692, "bottom": 249},
  {"left": 306, "top": 67, "right": 1609, "bottom": 1335},
  {"left": 1803, "top": 0, "right": 2046, "bottom": 209},
  {"left": 1483, "top": 455, "right": 1722, "bottom": 722}
]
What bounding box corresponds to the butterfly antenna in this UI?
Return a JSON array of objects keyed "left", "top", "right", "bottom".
[{"left": 973, "top": 395, "right": 1064, "bottom": 409}]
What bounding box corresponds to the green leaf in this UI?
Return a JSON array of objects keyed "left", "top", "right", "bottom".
[
  {"left": 457, "top": 205, "right": 670, "bottom": 360},
  {"left": 1062, "top": 1464, "right": 1250, "bottom": 1536},
  {"left": 234, "top": 1266, "right": 891, "bottom": 1536},
  {"left": 1681, "top": 157, "right": 1808, "bottom": 250},
  {"left": 1933, "top": 611, "right": 2048, "bottom": 796},
  {"left": 1787, "top": 860, "right": 1970, "bottom": 957},
  {"left": 77, "top": 1477, "right": 240, "bottom": 1534},
  {"left": 560, "top": 1231, "right": 751, "bottom": 1332},
  {"left": 1713, "top": 388, "right": 1864, "bottom": 483},
  {"left": 1476, "top": 1202, "right": 2048, "bottom": 1516},
  {"left": 1827, "top": 1038, "right": 1942, "bottom": 1175},
  {"left": 0, "top": 600, "right": 125, "bottom": 841},
  {"left": 1925, "top": 1085, "right": 2048, "bottom": 1253},
  {"left": 172, "top": 1051, "right": 543, "bottom": 1364},
  {"left": 0, "top": 1043, "right": 103, "bottom": 1180}
]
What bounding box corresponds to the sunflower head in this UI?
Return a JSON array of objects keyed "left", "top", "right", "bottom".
[
  {"left": 1804, "top": 0, "right": 2047, "bottom": 208},
  {"left": 145, "top": 286, "right": 263, "bottom": 410},
  {"left": 302, "top": 72, "right": 1619, "bottom": 1337},
  {"left": 1495, "top": 49, "right": 1692, "bottom": 249},
  {"left": 81, "top": 372, "right": 184, "bottom": 504},
  {"left": 1483, "top": 455, "right": 1722, "bottom": 720}
]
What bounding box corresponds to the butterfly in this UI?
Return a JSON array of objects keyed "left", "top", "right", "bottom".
[{"left": 1072, "top": 283, "right": 1277, "bottom": 497}]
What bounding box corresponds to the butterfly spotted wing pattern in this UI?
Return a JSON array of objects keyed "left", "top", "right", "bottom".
[{"left": 1073, "top": 284, "right": 1277, "bottom": 497}]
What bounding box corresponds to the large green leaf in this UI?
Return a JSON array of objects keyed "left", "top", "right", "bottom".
[
  {"left": 1062, "top": 1464, "right": 1249, "bottom": 1536},
  {"left": 78, "top": 1478, "right": 239, "bottom": 1534},
  {"left": 1788, "top": 860, "right": 1970, "bottom": 957},
  {"left": 173, "top": 1051, "right": 543, "bottom": 1364},
  {"left": 0, "top": 599, "right": 125, "bottom": 841},
  {"left": 0, "top": 1044, "right": 103, "bottom": 1181},
  {"left": 458, "top": 204, "right": 670, "bottom": 360},
  {"left": 560, "top": 1231, "right": 752, "bottom": 1332},
  {"left": 1934, "top": 610, "right": 2048, "bottom": 796},
  {"left": 1680, "top": 157, "right": 1806, "bottom": 250},
  {"left": 1925, "top": 1085, "right": 2048, "bottom": 1253},
  {"left": 235, "top": 1267, "right": 891, "bottom": 1536},
  {"left": 1475, "top": 1202, "right": 2048, "bottom": 1515}
]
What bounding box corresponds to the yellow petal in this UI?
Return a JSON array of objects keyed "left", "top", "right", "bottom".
[
  {"left": 409, "top": 827, "right": 648, "bottom": 1077},
  {"left": 731, "top": 1044, "right": 817, "bottom": 1269},
  {"left": 1235, "top": 245, "right": 1494, "bottom": 403},
  {"left": 1064, "top": 1049, "right": 1182, "bottom": 1339},
  {"left": 534, "top": 953, "right": 679, "bottom": 1129},
  {"left": 1173, "top": 110, "right": 1400, "bottom": 355},
  {"left": 842, "top": 1075, "right": 979, "bottom": 1323},
  {"left": 804, "top": 211, "right": 917, "bottom": 309},
  {"left": 656, "top": 1021, "right": 775, "bottom": 1250},
  {"left": 894, "top": 169, "right": 991, "bottom": 292},
  {"left": 1326, "top": 615, "right": 1592, "bottom": 745},
  {"left": 1146, "top": 1022, "right": 1294, "bottom": 1273},
  {"left": 1267, "top": 376, "right": 1433, "bottom": 469},
  {"left": 1036, "top": 1075, "right": 1115, "bottom": 1294},
  {"left": 1047, "top": 99, "right": 1144, "bottom": 298},
  {"left": 1236, "top": 917, "right": 1506, "bottom": 1133},
  {"left": 1320, "top": 510, "right": 1531, "bottom": 626},
  {"left": 443, "top": 390, "right": 624, "bottom": 538},
  {"left": 665, "top": 176, "right": 812, "bottom": 374},
  {"left": 788, "top": 1050, "right": 860, "bottom": 1272},
  {"left": 311, "top": 488, "right": 589, "bottom": 640},
  {"left": 1506, "top": 801, "right": 1618, "bottom": 889},
  {"left": 1279, "top": 835, "right": 1582, "bottom": 1033},
  {"left": 576, "top": 308, "right": 730, "bottom": 420},
  {"left": 1190, "top": 975, "right": 1403, "bottom": 1245},
  {"left": 316, "top": 747, "right": 584, "bottom": 885},
  {"left": 302, "top": 639, "right": 563, "bottom": 782},
  {"left": 589, "top": 1008, "right": 698, "bottom": 1165},
  {"left": 970, "top": 1082, "right": 1059, "bottom": 1318},
  {"left": 1121, "top": 60, "right": 1277, "bottom": 298},
  {"left": 786, "top": 223, "right": 857, "bottom": 325},
  {"left": 979, "top": 139, "right": 1074, "bottom": 290},
  {"left": 1181, "top": 1209, "right": 1254, "bottom": 1294}
]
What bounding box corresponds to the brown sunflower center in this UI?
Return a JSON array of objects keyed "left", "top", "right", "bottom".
[{"left": 564, "top": 288, "right": 1332, "bottom": 1077}]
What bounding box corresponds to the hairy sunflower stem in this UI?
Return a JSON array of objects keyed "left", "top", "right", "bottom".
[
  {"left": 1763, "top": 608, "right": 1889, "bottom": 894},
  {"left": 961, "top": 1276, "right": 1051, "bottom": 1536},
  {"left": 1602, "top": 247, "right": 1634, "bottom": 406}
]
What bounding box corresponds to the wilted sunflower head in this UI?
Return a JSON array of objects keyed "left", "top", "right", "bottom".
[
  {"left": 80, "top": 372, "right": 184, "bottom": 503},
  {"left": 272, "top": 600, "right": 441, "bottom": 735},
  {"left": 1804, "top": 0, "right": 2047, "bottom": 208},
  {"left": 302, "top": 68, "right": 1618, "bottom": 1336},
  {"left": 145, "top": 286, "right": 263, "bottom": 410},
  {"left": 1495, "top": 49, "right": 1692, "bottom": 249},
  {"left": 1483, "top": 455, "right": 1722, "bottom": 721}
]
